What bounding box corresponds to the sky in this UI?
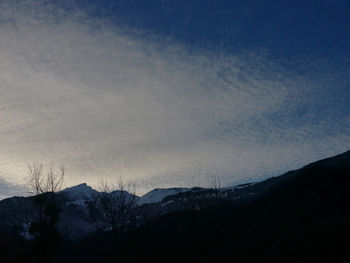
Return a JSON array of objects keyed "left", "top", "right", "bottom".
[{"left": 0, "top": 0, "right": 349, "bottom": 198}]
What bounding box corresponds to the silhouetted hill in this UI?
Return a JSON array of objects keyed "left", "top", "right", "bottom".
[
  {"left": 0, "top": 150, "right": 349, "bottom": 262},
  {"left": 102, "top": 150, "right": 349, "bottom": 263}
]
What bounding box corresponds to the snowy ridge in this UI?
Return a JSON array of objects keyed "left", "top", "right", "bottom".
[
  {"left": 221, "top": 182, "right": 254, "bottom": 191},
  {"left": 57, "top": 181, "right": 255, "bottom": 207},
  {"left": 138, "top": 188, "right": 190, "bottom": 205},
  {"left": 59, "top": 183, "right": 140, "bottom": 207},
  {"left": 59, "top": 183, "right": 97, "bottom": 201}
]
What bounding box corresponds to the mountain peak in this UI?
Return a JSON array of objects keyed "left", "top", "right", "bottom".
[
  {"left": 61, "top": 183, "right": 91, "bottom": 191},
  {"left": 73, "top": 183, "right": 88, "bottom": 188},
  {"left": 59, "top": 183, "right": 96, "bottom": 200}
]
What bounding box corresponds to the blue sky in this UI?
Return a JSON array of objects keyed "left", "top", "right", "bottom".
[
  {"left": 80, "top": 0, "right": 350, "bottom": 57},
  {"left": 0, "top": 0, "right": 349, "bottom": 198}
]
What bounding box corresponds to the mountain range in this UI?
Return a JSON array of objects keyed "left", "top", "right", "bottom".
[{"left": 0, "top": 150, "right": 349, "bottom": 262}]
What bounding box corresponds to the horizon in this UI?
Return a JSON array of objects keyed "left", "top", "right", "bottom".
[
  {"left": 1, "top": 149, "right": 349, "bottom": 200},
  {"left": 0, "top": 0, "right": 349, "bottom": 199}
]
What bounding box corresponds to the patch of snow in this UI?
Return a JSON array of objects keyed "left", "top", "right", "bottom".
[
  {"left": 138, "top": 188, "right": 190, "bottom": 205},
  {"left": 161, "top": 200, "right": 174, "bottom": 207},
  {"left": 221, "top": 182, "right": 254, "bottom": 191}
]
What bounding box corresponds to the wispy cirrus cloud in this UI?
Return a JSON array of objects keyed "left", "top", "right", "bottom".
[{"left": 0, "top": 0, "right": 349, "bottom": 197}]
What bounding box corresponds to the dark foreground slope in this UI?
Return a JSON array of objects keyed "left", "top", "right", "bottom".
[
  {"left": 1, "top": 151, "right": 350, "bottom": 263},
  {"left": 56, "top": 151, "right": 350, "bottom": 263}
]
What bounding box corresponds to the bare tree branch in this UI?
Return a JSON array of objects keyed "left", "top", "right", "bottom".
[
  {"left": 27, "top": 164, "right": 65, "bottom": 195},
  {"left": 89, "top": 178, "right": 137, "bottom": 235}
]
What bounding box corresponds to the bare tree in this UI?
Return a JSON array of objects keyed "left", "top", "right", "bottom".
[
  {"left": 89, "top": 178, "right": 137, "bottom": 234},
  {"left": 26, "top": 164, "right": 65, "bottom": 263},
  {"left": 211, "top": 174, "right": 222, "bottom": 198},
  {"left": 0, "top": 164, "right": 66, "bottom": 262},
  {"left": 27, "top": 164, "right": 64, "bottom": 195}
]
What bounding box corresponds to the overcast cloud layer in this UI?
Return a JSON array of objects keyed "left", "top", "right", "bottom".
[{"left": 0, "top": 0, "right": 349, "bottom": 197}]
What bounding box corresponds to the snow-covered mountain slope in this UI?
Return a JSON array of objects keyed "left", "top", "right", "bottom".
[
  {"left": 59, "top": 183, "right": 97, "bottom": 200},
  {"left": 138, "top": 184, "right": 255, "bottom": 205},
  {"left": 220, "top": 182, "right": 255, "bottom": 193},
  {"left": 138, "top": 188, "right": 190, "bottom": 205},
  {"left": 58, "top": 183, "right": 140, "bottom": 207}
]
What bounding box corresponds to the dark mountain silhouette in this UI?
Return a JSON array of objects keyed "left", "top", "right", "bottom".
[
  {"left": 0, "top": 150, "right": 349, "bottom": 262},
  {"left": 103, "top": 150, "right": 349, "bottom": 263}
]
